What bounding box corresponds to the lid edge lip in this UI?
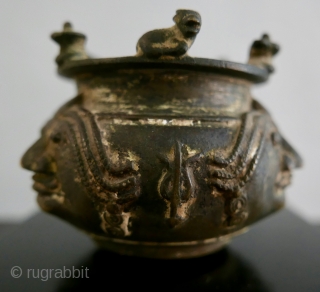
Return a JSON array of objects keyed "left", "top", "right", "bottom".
[{"left": 58, "top": 56, "right": 269, "bottom": 83}]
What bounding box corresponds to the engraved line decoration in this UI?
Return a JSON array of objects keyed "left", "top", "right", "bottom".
[
  {"left": 206, "top": 112, "right": 268, "bottom": 227},
  {"left": 58, "top": 109, "right": 141, "bottom": 237}
]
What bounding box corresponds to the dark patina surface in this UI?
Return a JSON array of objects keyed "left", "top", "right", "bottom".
[{"left": 21, "top": 10, "right": 301, "bottom": 258}]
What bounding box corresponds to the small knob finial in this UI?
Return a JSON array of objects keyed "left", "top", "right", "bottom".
[
  {"left": 63, "top": 22, "right": 73, "bottom": 32},
  {"left": 248, "top": 33, "right": 280, "bottom": 73},
  {"left": 51, "top": 22, "right": 88, "bottom": 67}
]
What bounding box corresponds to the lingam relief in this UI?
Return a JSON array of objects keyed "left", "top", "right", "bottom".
[{"left": 21, "top": 9, "right": 301, "bottom": 258}]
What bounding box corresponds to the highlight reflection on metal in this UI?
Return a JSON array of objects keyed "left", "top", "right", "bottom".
[{"left": 21, "top": 9, "right": 302, "bottom": 259}]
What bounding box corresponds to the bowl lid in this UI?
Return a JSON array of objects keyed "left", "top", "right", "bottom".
[
  {"left": 51, "top": 10, "right": 279, "bottom": 84},
  {"left": 58, "top": 57, "right": 269, "bottom": 84}
]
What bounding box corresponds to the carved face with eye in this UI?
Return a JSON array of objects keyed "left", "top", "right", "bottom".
[
  {"left": 22, "top": 119, "right": 64, "bottom": 206},
  {"left": 174, "top": 10, "right": 202, "bottom": 37},
  {"left": 21, "top": 116, "right": 102, "bottom": 233},
  {"left": 21, "top": 101, "right": 141, "bottom": 236}
]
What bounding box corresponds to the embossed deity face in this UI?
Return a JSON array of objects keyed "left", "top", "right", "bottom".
[
  {"left": 21, "top": 110, "right": 102, "bottom": 233},
  {"left": 21, "top": 98, "right": 140, "bottom": 235}
]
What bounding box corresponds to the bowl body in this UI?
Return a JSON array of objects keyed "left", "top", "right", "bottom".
[{"left": 21, "top": 58, "right": 301, "bottom": 258}]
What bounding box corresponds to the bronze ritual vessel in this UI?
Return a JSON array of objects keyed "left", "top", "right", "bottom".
[{"left": 21, "top": 10, "right": 302, "bottom": 259}]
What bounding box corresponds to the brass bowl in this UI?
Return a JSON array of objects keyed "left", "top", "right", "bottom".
[{"left": 21, "top": 10, "right": 301, "bottom": 258}]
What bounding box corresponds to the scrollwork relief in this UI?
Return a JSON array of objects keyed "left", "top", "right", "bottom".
[
  {"left": 59, "top": 108, "right": 141, "bottom": 237},
  {"left": 206, "top": 112, "right": 268, "bottom": 227}
]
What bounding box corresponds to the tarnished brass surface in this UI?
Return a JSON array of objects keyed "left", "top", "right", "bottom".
[{"left": 21, "top": 10, "right": 302, "bottom": 258}]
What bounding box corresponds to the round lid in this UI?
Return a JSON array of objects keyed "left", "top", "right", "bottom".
[
  {"left": 51, "top": 10, "right": 279, "bottom": 84},
  {"left": 58, "top": 57, "right": 269, "bottom": 84}
]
